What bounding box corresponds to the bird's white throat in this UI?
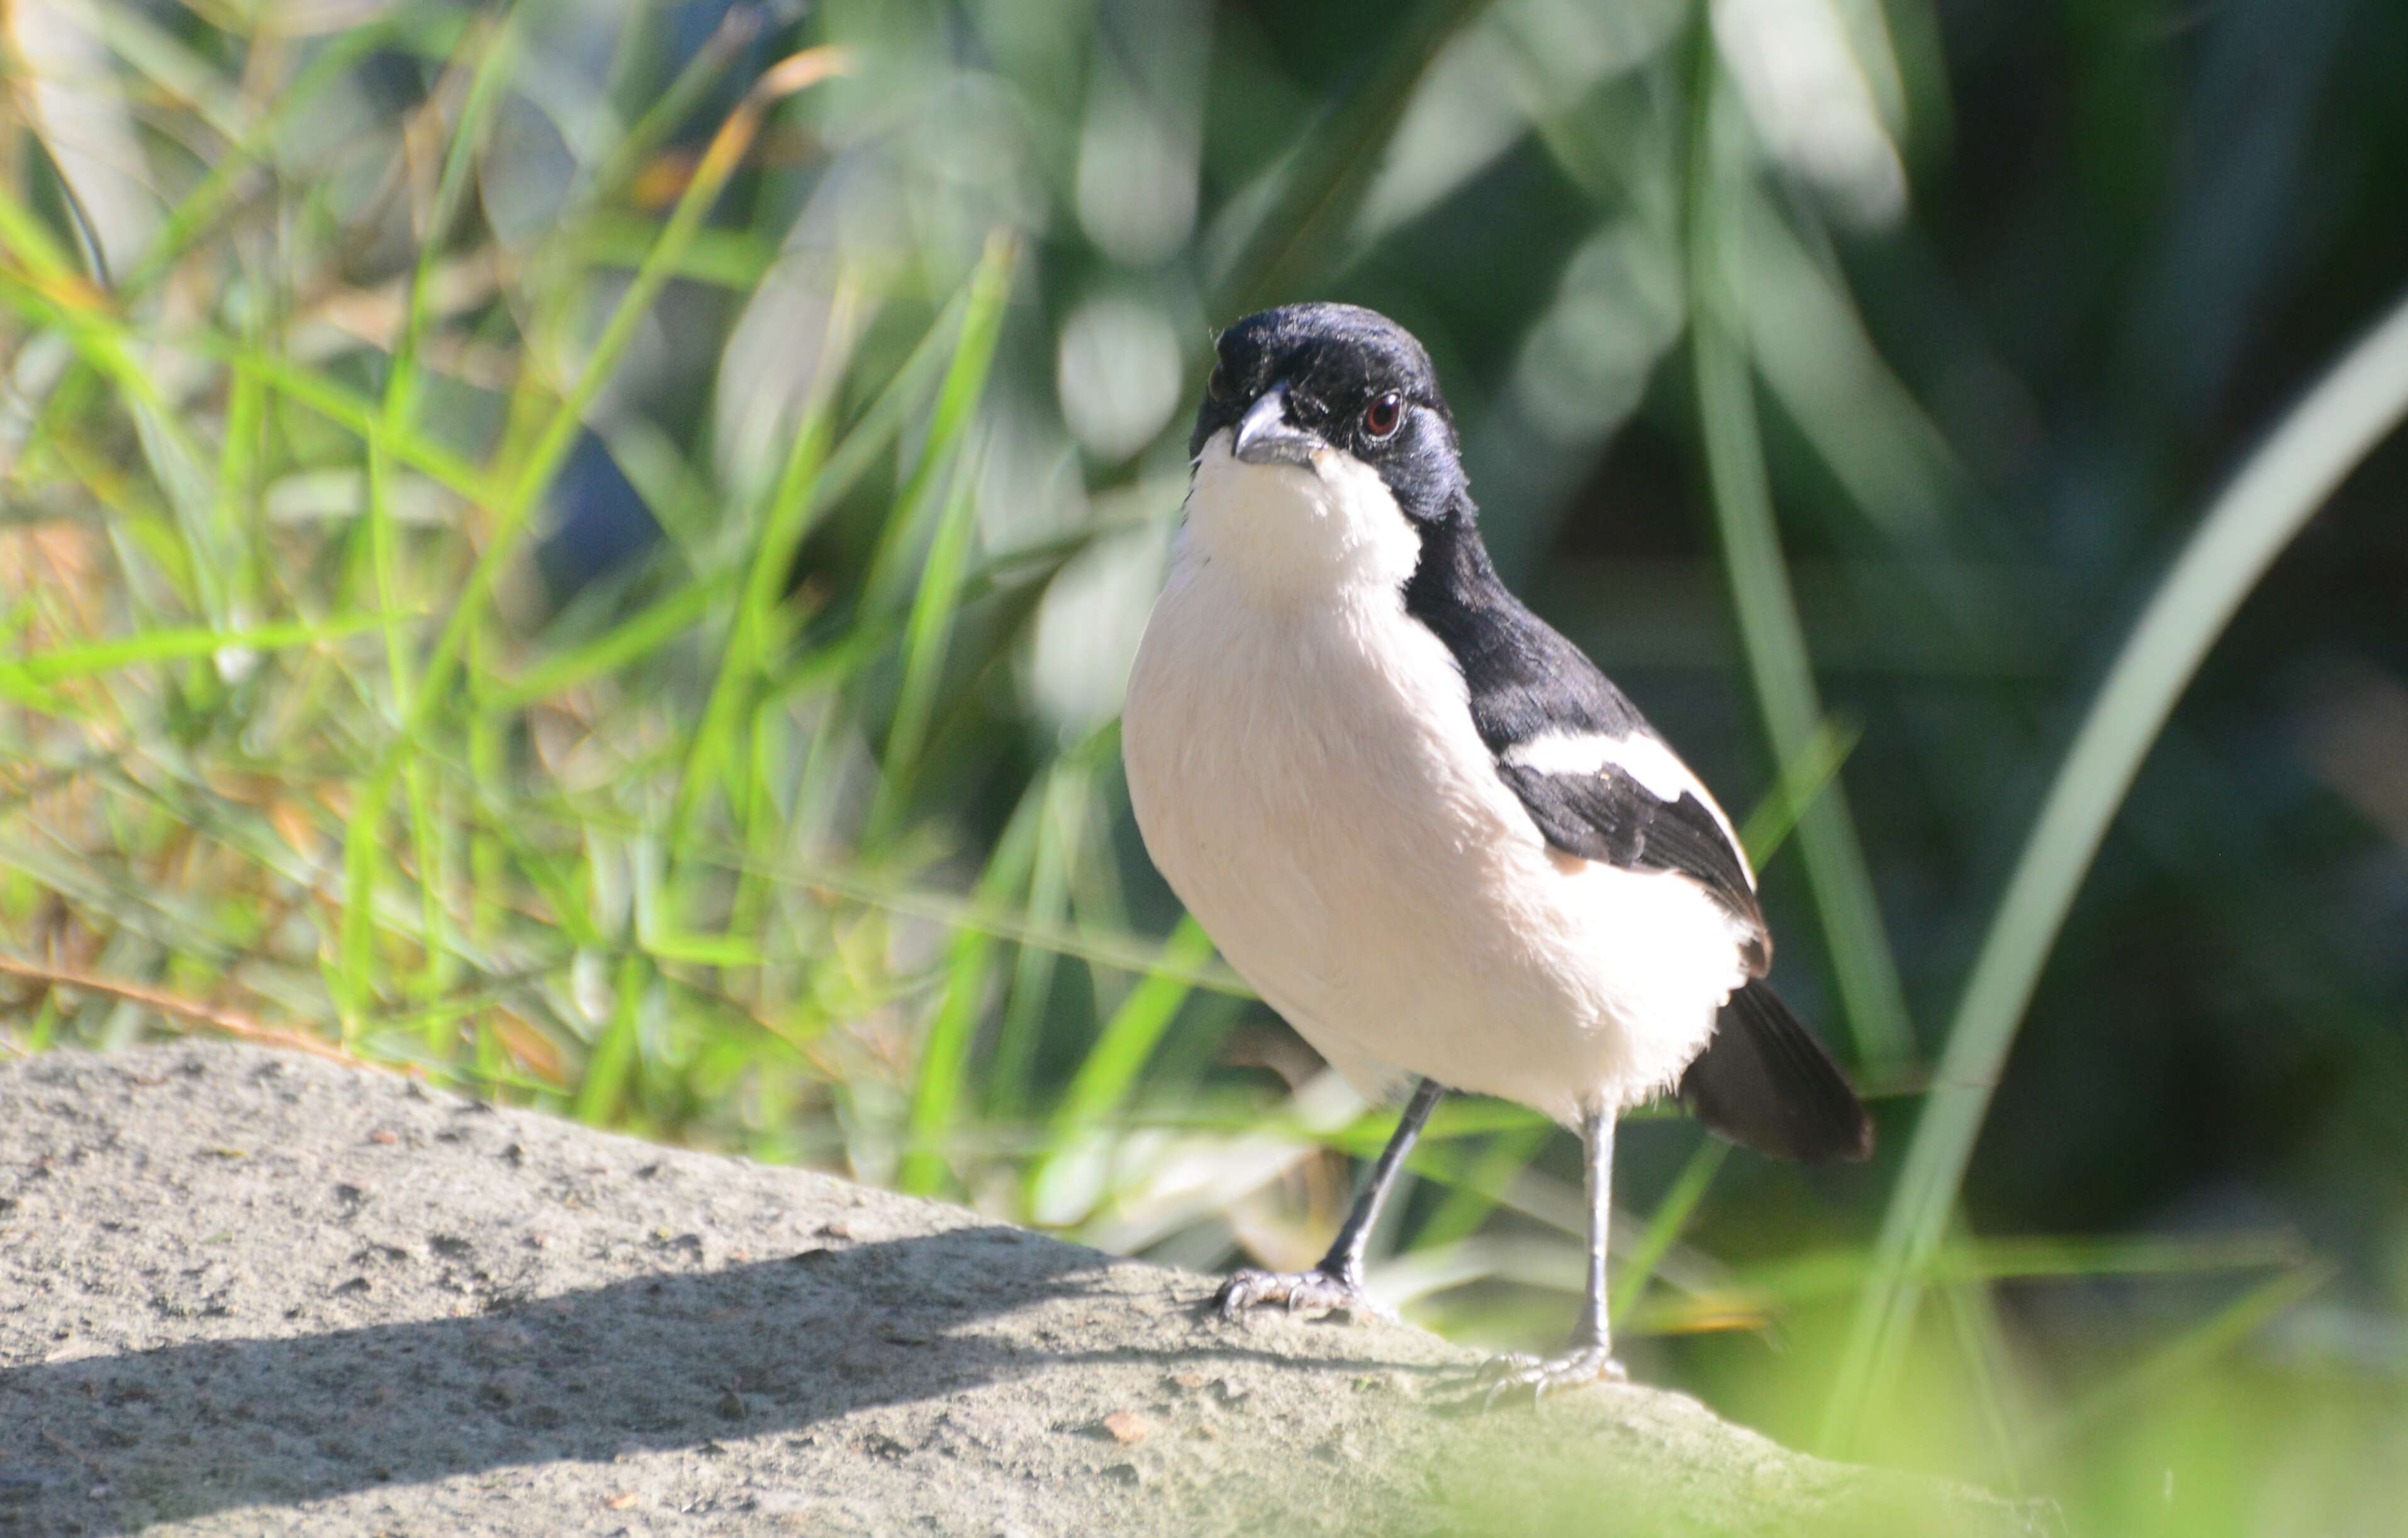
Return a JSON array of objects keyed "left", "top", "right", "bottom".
[{"left": 1180, "top": 427, "right": 1422, "bottom": 606}]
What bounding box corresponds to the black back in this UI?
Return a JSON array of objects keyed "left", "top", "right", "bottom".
[{"left": 1400, "top": 514, "right": 1649, "bottom": 751}]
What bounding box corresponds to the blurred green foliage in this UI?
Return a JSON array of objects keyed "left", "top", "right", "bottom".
[{"left": 4, "top": 0, "right": 2407, "bottom": 1532}]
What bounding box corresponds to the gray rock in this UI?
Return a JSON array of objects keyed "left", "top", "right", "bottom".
[{"left": 0, "top": 1043, "right": 2054, "bottom": 1536}]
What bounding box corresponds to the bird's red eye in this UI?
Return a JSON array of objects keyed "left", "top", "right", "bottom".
[{"left": 1362, "top": 391, "right": 1403, "bottom": 439}]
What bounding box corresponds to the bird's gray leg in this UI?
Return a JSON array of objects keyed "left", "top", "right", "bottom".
[
  {"left": 1572, "top": 1099, "right": 1615, "bottom": 1353},
  {"left": 1479, "top": 1101, "right": 1629, "bottom": 1404},
  {"left": 1214, "top": 1077, "right": 1445, "bottom": 1323}
]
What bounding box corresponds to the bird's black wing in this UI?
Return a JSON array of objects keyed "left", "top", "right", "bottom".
[
  {"left": 1494, "top": 759, "right": 1769, "bottom": 975},
  {"left": 1401, "top": 511, "right": 1768, "bottom": 967}
]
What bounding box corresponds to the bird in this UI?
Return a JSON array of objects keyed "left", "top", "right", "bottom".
[{"left": 1119, "top": 301, "right": 1873, "bottom": 1400}]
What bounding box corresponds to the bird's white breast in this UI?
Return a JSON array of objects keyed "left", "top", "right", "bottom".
[{"left": 1122, "top": 439, "right": 1745, "bottom": 1121}]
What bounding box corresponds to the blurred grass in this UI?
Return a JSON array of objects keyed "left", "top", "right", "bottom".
[
  {"left": 1686, "top": 48, "right": 1915, "bottom": 1070},
  {"left": 1828, "top": 286, "right": 2408, "bottom": 1453},
  {"left": 5, "top": 1, "right": 2407, "bottom": 1533}
]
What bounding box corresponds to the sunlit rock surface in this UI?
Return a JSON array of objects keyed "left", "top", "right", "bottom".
[{"left": 0, "top": 1045, "right": 2052, "bottom": 1537}]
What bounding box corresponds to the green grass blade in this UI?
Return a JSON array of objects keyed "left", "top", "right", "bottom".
[
  {"left": 860, "top": 233, "right": 1017, "bottom": 618},
  {"left": 422, "top": 770, "right": 1254, "bottom": 995},
  {"left": 483, "top": 575, "right": 732, "bottom": 710},
  {"left": 0, "top": 192, "right": 225, "bottom": 620},
  {"left": 663, "top": 273, "right": 867, "bottom": 852},
  {"left": 118, "top": 8, "right": 468, "bottom": 296},
  {"left": 0, "top": 614, "right": 384, "bottom": 695},
  {"left": 0, "top": 172, "right": 84, "bottom": 279},
  {"left": 1938, "top": 1259, "right": 2034, "bottom": 1491},
  {"left": 990, "top": 756, "right": 1094, "bottom": 1120},
  {"left": 572, "top": 949, "right": 651, "bottom": 1125},
  {"left": 396, "top": 47, "right": 856, "bottom": 755},
  {"left": 1632, "top": 1230, "right": 2307, "bottom": 1328},
  {"left": 2028, "top": 1262, "right": 2338, "bottom": 1456},
  {"left": 666, "top": 407, "right": 834, "bottom": 851},
  {"left": 578, "top": 6, "right": 766, "bottom": 210},
  {"left": 563, "top": 222, "right": 775, "bottom": 291},
  {"left": 867, "top": 435, "right": 985, "bottom": 845},
  {"left": 1827, "top": 285, "right": 2408, "bottom": 1450},
  {"left": 812, "top": 284, "right": 973, "bottom": 514},
  {"left": 374, "top": 16, "right": 522, "bottom": 1015},
  {"left": 215, "top": 346, "right": 494, "bottom": 503},
  {"left": 1737, "top": 191, "right": 1965, "bottom": 541},
  {"left": 1610, "top": 1139, "right": 1730, "bottom": 1325},
  {"left": 337, "top": 48, "right": 852, "bottom": 1028},
  {"left": 49, "top": 0, "right": 252, "bottom": 147},
  {"left": 1686, "top": 68, "right": 1915, "bottom": 1069},
  {"left": 898, "top": 771, "right": 1050, "bottom": 1195},
  {"left": 1737, "top": 716, "right": 1862, "bottom": 867},
  {"left": 1413, "top": 1120, "right": 1554, "bottom": 1252},
  {"left": 1045, "top": 916, "right": 1218, "bottom": 1143}
]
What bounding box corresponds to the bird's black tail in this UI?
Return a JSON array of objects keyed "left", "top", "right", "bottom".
[{"left": 1677, "top": 980, "right": 1874, "bottom": 1162}]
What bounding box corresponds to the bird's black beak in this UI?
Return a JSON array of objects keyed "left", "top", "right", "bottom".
[{"left": 1232, "top": 384, "right": 1321, "bottom": 468}]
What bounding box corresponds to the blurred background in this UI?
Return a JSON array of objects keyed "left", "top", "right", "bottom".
[{"left": 4, "top": 0, "right": 2407, "bottom": 1530}]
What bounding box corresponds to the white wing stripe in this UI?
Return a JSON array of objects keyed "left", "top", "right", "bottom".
[
  {"left": 1499, "top": 728, "right": 1750, "bottom": 882},
  {"left": 1498, "top": 728, "right": 1697, "bottom": 801}
]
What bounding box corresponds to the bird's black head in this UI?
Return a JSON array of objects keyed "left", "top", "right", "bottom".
[{"left": 1189, "top": 303, "right": 1469, "bottom": 524}]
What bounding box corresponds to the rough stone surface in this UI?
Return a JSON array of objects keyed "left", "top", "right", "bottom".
[{"left": 0, "top": 1044, "right": 2054, "bottom": 1536}]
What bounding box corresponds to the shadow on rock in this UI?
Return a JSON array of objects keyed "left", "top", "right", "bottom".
[{"left": 5, "top": 1226, "right": 1452, "bottom": 1534}]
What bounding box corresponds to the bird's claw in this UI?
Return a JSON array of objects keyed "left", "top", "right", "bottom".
[
  {"left": 1472, "top": 1344, "right": 1626, "bottom": 1410},
  {"left": 1211, "top": 1266, "right": 1396, "bottom": 1325}
]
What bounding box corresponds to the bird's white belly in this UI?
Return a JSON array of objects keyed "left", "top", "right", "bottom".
[{"left": 1123, "top": 551, "right": 1739, "bottom": 1122}]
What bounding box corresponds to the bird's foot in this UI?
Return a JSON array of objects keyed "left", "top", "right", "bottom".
[
  {"left": 1211, "top": 1265, "right": 1396, "bottom": 1325},
  {"left": 1472, "top": 1343, "right": 1627, "bottom": 1409}
]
